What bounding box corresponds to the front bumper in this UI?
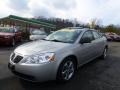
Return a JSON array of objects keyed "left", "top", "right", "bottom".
[{"left": 8, "top": 61, "right": 57, "bottom": 82}]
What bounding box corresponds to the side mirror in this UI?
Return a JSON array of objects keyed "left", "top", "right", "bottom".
[{"left": 80, "top": 37, "right": 91, "bottom": 44}]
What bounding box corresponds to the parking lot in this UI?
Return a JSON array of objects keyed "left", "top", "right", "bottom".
[{"left": 0, "top": 42, "right": 120, "bottom": 90}]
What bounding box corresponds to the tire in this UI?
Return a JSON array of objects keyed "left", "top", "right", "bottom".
[
  {"left": 100, "top": 47, "right": 107, "bottom": 59},
  {"left": 56, "top": 57, "right": 76, "bottom": 83}
]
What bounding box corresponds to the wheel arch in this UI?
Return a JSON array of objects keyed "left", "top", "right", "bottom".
[
  {"left": 105, "top": 45, "right": 108, "bottom": 49},
  {"left": 57, "top": 55, "right": 78, "bottom": 73},
  {"left": 56, "top": 55, "right": 78, "bottom": 81}
]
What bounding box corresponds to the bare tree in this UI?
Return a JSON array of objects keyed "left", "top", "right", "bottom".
[{"left": 89, "top": 18, "right": 102, "bottom": 29}]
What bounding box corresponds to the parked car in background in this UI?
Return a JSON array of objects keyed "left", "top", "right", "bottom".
[
  {"left": 50, "top": 31, "right": 55, "bottom": 34},
  {"left": 29, "top": 29, "right": 47, "bottom": 41},
  {"left": 105, "top": 33, "right": 113, "bottom": 41},
  {"left": 0, "top": 27, "right": 22, "bottom": 46},
  {"left": 112, "top": 34, "right": 120, "bottom": 41},
  {"left": 8, "top": 27, "right": 108, "bottom": 82},
  {"left": 105, "top": 32, "right": 120, "bottom": 41}
]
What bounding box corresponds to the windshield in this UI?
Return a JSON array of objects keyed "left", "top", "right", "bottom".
[
  {"left": 31, "top": 29, "right": 46, "bottom": 35},
  {"left": 0, "top": 28, "right": 14, "bottom": 33},
  {"left": 45, "top": 29, "right": 81, "bottom": 43}
]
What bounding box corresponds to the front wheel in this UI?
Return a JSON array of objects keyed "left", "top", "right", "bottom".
[{"left": 56, "top": 58, "right": 76, "bottom": 82}]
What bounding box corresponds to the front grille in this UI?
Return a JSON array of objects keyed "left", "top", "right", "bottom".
[{"left": 14, "top": 55, "right": 23, "bottom": 63}]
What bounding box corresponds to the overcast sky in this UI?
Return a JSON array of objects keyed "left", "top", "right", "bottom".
[{"left": 0, "top": 0, "right": 120, "bottom": 25}]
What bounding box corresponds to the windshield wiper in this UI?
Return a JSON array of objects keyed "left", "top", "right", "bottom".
[
  {"left": 42, "top": 38, "right": 49, "bottom": 41},
  {"left": 42, "top": 38, "right": 67, "bottom": 43},
  {"left": 42, "top": 38, "right": 59, "bottom": 42},
  {"left": 50, "top": 39, "right": 62, "bottom": 42},
  {"left": 50, "top": 39, "right": 68, "bottom": 43}
]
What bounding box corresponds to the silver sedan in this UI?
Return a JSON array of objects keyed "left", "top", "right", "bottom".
[{"left": 8, "top": 27, "right": 108, "bottom": 82}]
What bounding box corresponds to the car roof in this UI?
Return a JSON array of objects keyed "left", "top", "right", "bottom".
[
  {"left": 66, "top": 27, "right": 93, "bottom": 32},
  {"left": 67, "top": 27, "right": 84, "bottom": 29}
]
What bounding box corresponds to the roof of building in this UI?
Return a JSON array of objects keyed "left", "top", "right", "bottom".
[{"left": 0, "top": 15, "right": 56, "bottom": 29}]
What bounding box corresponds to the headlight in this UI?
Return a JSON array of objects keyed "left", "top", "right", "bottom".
[{"left": 21, "top": 52, "right": 55, "bottom": 64}]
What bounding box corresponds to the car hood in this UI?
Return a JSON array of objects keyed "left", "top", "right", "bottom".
[
  {"left": 15, "top": 40, "right": 71, "bottom": 56},
  {"left": 0, "top": 32, "right": 14, "bottom": 36}
]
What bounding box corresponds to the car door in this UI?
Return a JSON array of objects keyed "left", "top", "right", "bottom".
[
  {"left": 75, "top": 30, "right": 96, "bottom": 65},
  {"left": 92, "top": 31, "right": 105, "bottom": 56}
]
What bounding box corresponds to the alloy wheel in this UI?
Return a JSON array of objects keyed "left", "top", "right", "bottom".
[{"left": 61, "top": 61, "right": 75, "bottom": 80}]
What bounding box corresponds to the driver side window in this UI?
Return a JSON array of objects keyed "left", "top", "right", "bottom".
[{"left": 80, "top": 31, "right": 94, "bottom": 42}]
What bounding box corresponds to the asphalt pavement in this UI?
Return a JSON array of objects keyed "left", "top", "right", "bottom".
[{"left": 0, "top": 42, "right": 120, "bottom": 90}]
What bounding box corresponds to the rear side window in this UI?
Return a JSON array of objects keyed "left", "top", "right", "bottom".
[
  {"left": 81, "top": 31, "right": 94, "bottom": 42},
  {"left": 93, "top": 31, "right": 101, "bottom": 39}
]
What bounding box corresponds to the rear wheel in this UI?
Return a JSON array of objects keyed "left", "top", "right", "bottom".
[
  {"left": 57, "top": 57, "right": 76, "bottom": 82},
  {"left": 100, "top": 47, "right": 107, "bottom": 59}
]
